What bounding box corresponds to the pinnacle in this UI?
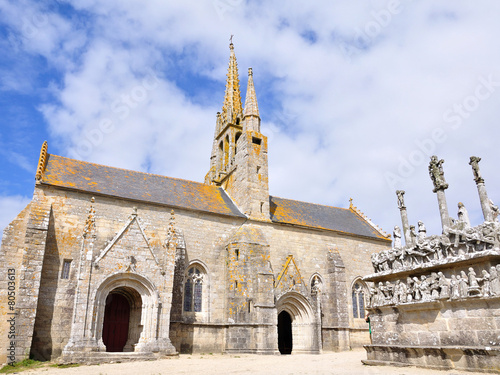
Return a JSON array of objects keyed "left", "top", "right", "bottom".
[
  {"left": 221, "top": 41, "right": 243, "bottom": 126},
  {"left": 244, "top": 67, "right": 260, "bottom": 119}
]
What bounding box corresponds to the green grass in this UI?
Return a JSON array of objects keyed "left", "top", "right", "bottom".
[
  {"left": 0, "top": 359, "right": 80, "bottom": 373},
  {"left": 0, "top": 359, "right": 44, "bottom": 373}
]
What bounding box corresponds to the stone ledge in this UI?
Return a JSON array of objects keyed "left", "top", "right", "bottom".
[
  {"left": 59, "top": 351, "right": 177, "bottom": 365},
  {"left": 367, "top": 294, "right": 500, "bottom": 311},
  {"left": 364, "top": 344, "right": 500, "bottom": 374}
]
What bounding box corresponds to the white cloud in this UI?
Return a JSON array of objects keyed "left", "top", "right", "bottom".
[{"left": 6, "top": 0, "right": 500, "bottom": 242}]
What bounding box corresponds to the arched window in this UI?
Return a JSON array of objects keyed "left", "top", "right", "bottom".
[
  {"left": 184, "top": 266, "right": 204, "bottom": 312},
  {"left": 352, "top": 281, "right": 366, "bottom": 319}
]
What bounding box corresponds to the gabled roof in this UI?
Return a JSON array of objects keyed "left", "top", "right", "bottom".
[
  {"left": 269, "top": 196, "right": 390, "bottom": 240},
  {"left": 40, "top": 154, "right": 246, "bottom": 218},
  {"left": 39, "top": 154, "right": 389, "bottom": 241}
]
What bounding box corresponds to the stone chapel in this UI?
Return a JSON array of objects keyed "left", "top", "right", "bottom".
[{"left": 0, "top": 42, "right": 391, "bottom": 364}]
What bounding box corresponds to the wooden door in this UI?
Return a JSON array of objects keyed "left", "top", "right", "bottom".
[{"left": 102, "top": 293, "right": 130, "bottom": 352}]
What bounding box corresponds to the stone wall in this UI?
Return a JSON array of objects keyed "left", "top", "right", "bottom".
[{"left": 0, "top": 183, "right": 387, "bottom": 364}]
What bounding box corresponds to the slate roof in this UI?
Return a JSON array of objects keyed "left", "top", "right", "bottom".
[
  {"left": 269, "top": 196, "right": 389, "bottom": 240},
  {"left": 40, "top": 154, "right": 389, "bottom": 240},
  {"left": 41, "top": 154, "right": 246, "bottom": 218}
]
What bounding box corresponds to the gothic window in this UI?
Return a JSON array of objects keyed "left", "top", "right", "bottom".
[
  {"left": 235, "top": 132, "right": 241, "bottom": 155},
  {"left": 352, "top": 281, "right": 366, "bottom": 319},
  {"left": 184, "top": 266, "right": 204, "bottom": 313},
  {"left": 61, "top": 259, "right": 72, "bottom": 279}
]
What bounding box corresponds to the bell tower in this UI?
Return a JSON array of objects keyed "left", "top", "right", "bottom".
[{"left": 205, "top": 42, "right": 270, "bottom": 221}]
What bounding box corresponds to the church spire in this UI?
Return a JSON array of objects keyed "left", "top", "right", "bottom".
[
  {"left": 221, "top": 41, "right": 243, "bottom": 126},
  {"left": 243, "top": 68, "right": 260, "bottom": 132}
]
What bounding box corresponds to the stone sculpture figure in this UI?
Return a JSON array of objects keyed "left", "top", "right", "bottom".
[
  {"left": 464, "top": 228, "right": 481, "bottom": 253},
  {"left": 410, "top": 225, "right": 417, "bottom": 245},
  {"left": 429, "top": 155, "right": 449, "bottom": 192},
  {"left": 413, "top": 277, "right": 422, "bottom": 301},
  {"left": 398, "top": 279, "right": 407, "bottom": 303},
  {"left": 384, "top": 281, "right": 394, "bottom": 304},
  {"left": 489, "top": 199, "right": 500, "bottom": 222},
  {"left": 457, "top": 202, "right": 471, "bottom": 228},
  {"left": 368, "top": 285, "right": 376, "bottom": 307},
  {"left": 490, "top": 266, "right": 500, "bottom": 296},
  {"left": 480, "top": 270, "right": 491, "bottom": 297},
  {"left": 450, "top": 275, "right": 460, "bottom": 300},
  {"left": 420, "top": 275, "right": 431, "bottom": 301},
  {"left": 311, "top": 275, "right": 322, "bottom": 294},
  {"left": 467, "top": 267, "right": 481, "bottom": 297},
  {"left": 438, "top": 272, "right": 450, "bottom": 299},
  {"left": 417, "top": 221, "right": 427, "bottom": 242},
  {"left": 469, "top": 156, "right": 483, "bottom": 183},
  {"left": 393, "top": 226, "right": 402, "bottom": 249},
  {"left": 459, "top": 271, "right": 469, "bottom": 298},
  {"left": 429, "top": 273, "right": 440, "bottom": 299},
  {"left": 406, "top": 277, "right": 414, "bottom": 302},
  {"left": 376, "top": 282, "right": 385, "bottom": 306}
]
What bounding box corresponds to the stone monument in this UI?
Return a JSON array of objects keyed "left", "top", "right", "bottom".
[{"left": 363, "top": 156, "right": 500, "bottom": 373}]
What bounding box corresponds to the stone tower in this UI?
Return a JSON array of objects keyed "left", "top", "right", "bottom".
[{"left": 205, "top": 42, "right": 270, "bottom": 221}]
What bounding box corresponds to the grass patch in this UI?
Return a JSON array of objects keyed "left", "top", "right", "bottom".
[{"left": 0, "top": 359, "right": 44, "bottom": 373}]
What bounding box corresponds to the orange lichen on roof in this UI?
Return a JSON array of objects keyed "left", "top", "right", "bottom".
[
  {"left": 270, "top": 196, "right": 391, "bottom": 241},
  {"left": 40, "top": 154, "right": 245, "bottom": 218}
]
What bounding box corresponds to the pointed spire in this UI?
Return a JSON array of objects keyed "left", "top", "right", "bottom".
[
  {"left": 243, "top": 67, "right": 261, "bottom": 132},
  {"left": 221, "top": 41, "right": 243, "bottom": 126}
]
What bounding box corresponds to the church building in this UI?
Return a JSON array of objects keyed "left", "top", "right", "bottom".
[{"left": 0, "top": 42, "right": 391, "bottom": 364}]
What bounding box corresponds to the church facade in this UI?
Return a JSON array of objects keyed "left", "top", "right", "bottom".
[{"left": 0, "top": 43, "right": 391, "bottom": 364}]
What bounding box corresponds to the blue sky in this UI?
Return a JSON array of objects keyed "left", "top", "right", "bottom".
[{"left": 2, "top": 1, "right": 500, "bottom": 243}]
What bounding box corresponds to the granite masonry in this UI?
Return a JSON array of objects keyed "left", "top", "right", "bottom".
[
  {"left": 363, "top": 156, "right": 500, "bottom": 373},
  {"left": 0, "top": 42, "right": 391, "bottom": 365}
]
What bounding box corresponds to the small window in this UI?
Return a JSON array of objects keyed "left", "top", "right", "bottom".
[
  {"left": 61, "top": 260, "right": 72, "bottom": 279},
  {"left": 235, "top": 249, "right": 239, "bottom": 260},
  {"left": 352, "top": 281, "right": 366, "bottom": 319},
  {"left": 184, "top": 266, "right": 204, "bottom": 312},
  {"left": 252, "top": 137, "right": 261, "bottom": 145}
]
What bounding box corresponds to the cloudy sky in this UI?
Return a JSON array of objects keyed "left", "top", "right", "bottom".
[{"left": 1, "top": 1, "right": 500, "bottom": 243}]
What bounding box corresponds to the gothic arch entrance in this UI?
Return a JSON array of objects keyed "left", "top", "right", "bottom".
[
  {"left": 276, "top": 292, "right": 319, "bottom": 354},
  {"left": 278, "top": 311, "right": 292, "bottom": 354},
  {"left": 93, "top": 273, "right": 160, "bottom": 352}
]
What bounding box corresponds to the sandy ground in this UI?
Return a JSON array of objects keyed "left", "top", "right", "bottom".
[{"left": 19, "top": 350, "right": 497, "bottom": 375}]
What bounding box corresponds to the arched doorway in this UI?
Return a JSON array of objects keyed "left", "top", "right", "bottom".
[
  {"left": 102, "top": 293, "right": 130, "bottom": 352},
  {"left": 276, "top": 292, "right": 320, "bottom": 354},
  {"left": 93, "top": 273, "right": 159, "bottom": 353},
  {"left": 278, "top": 311, "right": 292, "bottom": 354}
]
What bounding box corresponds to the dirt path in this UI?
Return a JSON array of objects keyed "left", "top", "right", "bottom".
[{"left": 21, "top": 350, "right": 496, "bottom": 375}]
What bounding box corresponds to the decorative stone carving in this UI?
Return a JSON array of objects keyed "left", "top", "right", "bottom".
[
  {"left": 417, "top": 221, "right": 427, "bottom": 241},
  {"left": 469, "top": 156, "right": 483, "bottom": 183},
  {"left": 457, "top": 202, "right": 470, "bottom": 228},
  {"left": 429, "top": 155, "right": 449, "bottom": 192},
  {"left": 393, "top": 226, "right": 402, "bottom": 249},
  {"left": 467, "top": 267, "right": 481, "bottom": 297},
  {"left": 490, "top": 266, "right": 500, "bottom": 296}
]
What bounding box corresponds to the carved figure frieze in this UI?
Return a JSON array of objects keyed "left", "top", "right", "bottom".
[
  {"left": 366, "top": 264, "right": 500, "bottom": 308},
  {"left": 371, "top": 221, "right": 500, "bottom": 274}
]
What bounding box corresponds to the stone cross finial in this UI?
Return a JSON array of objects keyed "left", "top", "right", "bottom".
[
  {"left": 469, "top": 156, "right": 483, "bottom": 183},
  {"left": 396, "top": 190, "right": 405, "bottom": 209},
  {"left": 429, "top": 155, "right": 449, "bottom": 192}
]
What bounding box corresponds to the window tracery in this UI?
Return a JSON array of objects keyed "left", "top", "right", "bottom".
[
  {"left": 184, "top": 266, "right": 204, "bottom": 312},
  {"left": 352, "top": 280, "right": 366, "bottom": 319}
]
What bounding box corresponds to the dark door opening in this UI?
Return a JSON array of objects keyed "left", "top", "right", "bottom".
[
  {"left": 102, "top": 293, "right": 130, "bottom": 352},
  {"left": 278, "top": 311, "right": 292, "bottom": 354}
]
